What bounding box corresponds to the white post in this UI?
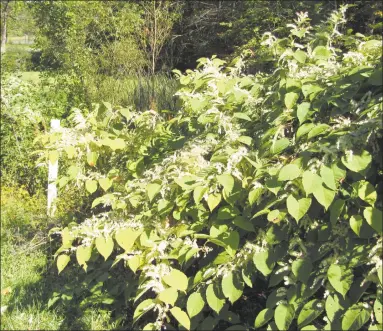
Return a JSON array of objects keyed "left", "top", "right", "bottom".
[{"left": 47, "top": 119, "right": 60, "bottom": 217}]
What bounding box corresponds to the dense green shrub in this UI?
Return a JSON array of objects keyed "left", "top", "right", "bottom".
[{"left": 40, "top": 8, "right": 382, "bottom": 330}]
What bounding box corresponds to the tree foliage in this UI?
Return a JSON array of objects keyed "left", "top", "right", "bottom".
[{"left": 38, "top": 7, "right": 382, "bottom": 330}]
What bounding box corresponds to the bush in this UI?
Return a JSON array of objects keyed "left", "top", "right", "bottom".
[{"left": 40, "top": 8, "right": 382, "bottom": 330}]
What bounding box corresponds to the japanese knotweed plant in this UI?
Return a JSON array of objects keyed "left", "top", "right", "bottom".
[{"left": 38, "top": 7, "right": 382, "bottom": 331}]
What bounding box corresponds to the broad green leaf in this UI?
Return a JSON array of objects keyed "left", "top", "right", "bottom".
[
  {"left": 158, "top": 287, "right": 178, "bottom": 306},
  {"left": 128, "top": 255, "right": 141, "bottom": 273},
  {"left": 233, "top": 216, "right": 255, "bottom": 232},
  {"left": 194, "top": 186, "right": 207, "bottom": 205},
  {"left": 170, "top": 307, "right": 190, "bottom": 330},
  {"left": 115, "top": 228, "right": 141, "bottom": 252},
  {"left": 49, "top": 150, "right": 59, "bottom": 164},
  {"left": 325, "top": 293, "right": 347, "bottom": 322},
  {"left": 297, "top": 102, "right": 310, "bottom": 124},
  {"left": 76, "top": 245, "right": 92, "bottom": 268},
  {"left": 249, "top": 187, "right": 263, "bottom": 205},
  {"left": 350, "top": 215, "right": 363, "bottom": 236},
  {"left": 292, "top": 257, "right": 313, "bottom": 283},
  {"left": 217, "top": 174, "right": 235, "bottom": 196},
  {"left": 330, "top": 199, "right": 345, "bottom": 225},
  {"left": 265, "top": 177, "right": 283, "bottom": 195},
  {"left": 254, "top": 308, "right": 274, "bottom": 329},
  {"left": 296, "top": 123, "right": 315, "bottom": 140},
  {"left": 286, "top": 195, "right": 311, "bottom": 222},
  {"left": 87, "top": 151, "right": 98, "bottom": 167},
  {"left": 85, "top": 180, "right": 98, "bottom": 194},
  {"left": 363, "top": 207, "right": 382, "bottom": 234},
  {"left": 133, "top": 299, "right": 155, "bottom": 324},
  {"left": 342, "top": 303, "right": 370, "bottom": 331},
  {"left": 65, "top": 146, "right": 76, "bottom": 159},
  {"left": 99, "top": 178, "right": 112, "bottom": 191},
  {"left": 222, "top": 231, "right": 240, "bottom": 257},
  {"left": 238, "top": 135, "right": 252, "bottom": 145},
  {"left": 313, "top": 46, "right": 331, "bottom": 60},
  {"left": 341, "top": 150, "right": 372, "bottom": 173},
  {"left": 109, "top": 138, "right": 126, "bottom": 151},
  {"left": 207, "top": 192, "right": 222, "bottom": 211},
  {"left": 297, "top": 299, "right": 324, "bottom": 328},
  {"left": 163, "top": 269, "right": 188, "bottom": 292},
  {"left": 146, "top": 183, "right": 161, "bottom": 202},
  {"left": 368, "top": 67, "right": 382, "bottom": 86},
  {"left": 187, "top": 292, "right": 205, "bottom": 318},
  {"left": 234, "top": 112, "right": 252, "bottom": 121},
  {"left": 271, "top": 138, "right": 289, "bottom": 155},
  {"left": 353, "top": 180, "right": 377, "bottom": 206},
  {"left": 217, "top": 206, "right": 239, "bottom": 220},
  {"left": 278, "top": 164, "right": 301, "bottom": 181},
  {"left": 302, "top": 84, "right": 323, "bottom": 99},
  {"left": 222, "top": 271, "right": 244, "bottom": 304},
  {"left": 293, "top": 50, "right": 307, "bottom": 63},
  {"left": 285, "top": 92, "right": 299, "bottom": 109},
  {"left": 95, "top": 236, "right": 114, "bottom": 260},
  {"left": 313, "top": 184, "right": 335, "bottom": 210},
  {"left": 274, "top": 303, "right": 295, "bottom": 331},
  {"left": 302, "top": 171, "right": 323, "bottom": 196},
  {"left": 307, "top": 124, "right": 330, "bottom": 139},
  {"left": 327, "top": 264, "right": 353, "bottom": 298},
  {"left": 374, "top": 299, "right": 382, "bottom": 324},
  {"left": 320, "top": 165, "right": 336, "bottom": 190},
  {"left": 253, "top": 250, "right": 274, "bottom": 276},
  {"left": 206, "top": 283, "right": 225, "bottom": 314},
  {"left": 143, "top": 323, "right": 156, "bottom": 331},
  {"left": 57, "top": 254, "right": 70, "bottom": 274}
]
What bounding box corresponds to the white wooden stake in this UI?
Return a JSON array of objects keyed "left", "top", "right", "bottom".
[{"left": 47, "top": 119, "right": 60, "bottom": 217}]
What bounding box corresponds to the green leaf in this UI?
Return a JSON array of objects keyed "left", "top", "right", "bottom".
[
  {"left": 374, "top": 299, "right": 382, "bottom": 324},
  {"left": 302, "top": 84, "right": 323, "bottom": 99},
  {"left": 76, "top": 245, "right": 92, "bottom": 268},
  {"left": 292, "top": 257, "right": 313, "bottom": 283},
  {"left": 353, "top": 180, "right": 377, "bottom": 206},
  {"left": 327, "top": 264, "right": 353, "bottom": 298},
  {"left": 297, "top": 299, "right": 324, "bottom": 328},
  {"left": 187, "top": 292, "right": 205, "bottom": 318},
  {"left": 341, "top": 150, "right": 372, "bottom": 173},
  {"left": 307, "top": 124, "right": 330, "bottom": 139},
  {"left": 163, "top": 269, "right": 188, "bottom": 292},
  {"left": 95, "top": 236, "right": 114, "bottom": 261},
  {"left": 49, "top": 150, "right": 59, "bottom": 164},
  {"left": 115, "top": 228, "right": 141, "bottom": 252},
  {"left": 278, "top": 164, "right": 301, "bottom": 181},
  {"left": 87, "top": 151, "right": 98, "bottom": 166},
  {"left": 217, "top": 206, "right": 239, "bottom": 220},
  {"left": 302, "top": 171, "right": 323, "bottom": 196},
  {"left": 296, "top": 123, "right": 315, "bottom": 140},
  {"left": 207, "top": 192, "right": 222, "bottom": 211},
  {"left": 233, "top": 112, "right": 252, "bottom": 121},
  {"left": 293, "top": 50, "right": 307, "bottom": 64},
  {"left": 217, "top": 174, "right": 235, "bottom": 196},
  {"left": 133, "top": 299, "right": 155, "bottom": 324},
  {"left": 253, "top": 250, "right": 274, "bottom": 277},
  {"left": 146, "top": 183, "right": 161, "bottom": 203},
  {"left": 274, "top": 303, "right": 295, "bottom": 331},
  {"left": 325, "top": 293, "right": 347, "bottom": 322},
  {"left": 265, "top": 177, "right": 283, "bottom": 195},
  {"left": 320, "top": 165, "right": 336, "bottom": 190},
  {"left": 270, "top": 138, "right": 289, "bottom": 155},
  {"left": 233, "top": 216, "right": 255, "bottom": 232},
  {"left": 368, "top": 67, "right": 382, "bottom": 86},
  {"left": 85, "top": 180, "right": 98, "bottom": 194},
  {"left": 99, "top": 178, "right": 112, "bottom": 191},
  {"left": 65, "top": 146, "right": 76, "bottom": 159},
  {"left": 254, "top": 308, "right": 274, "bottom": 329},
  {"left": 105, "top": 138, "right": 126, "bottom": 151},
  {"left": 286, "top": 195, "right": 311, "bottom": 222},
  {"left": 222, "top": 231, "right": 240, "bottom": 257},
  {"left": 206, "top": 283, "right": 225, "bottom": 314},
  {"left": 238, "top": 136, "right": 252, "bottom": 145},
  {"left": 330, "top": 199, "right": 345, "bottom": 225},
  {"left": 297, "top": 102, "right": 310, "bottom": 124},
  {"left": 350, "top": 215, "right": 363, "bottom": 236},
  {"left": 128, "top": 255, "right": 141, "bottom": 273},
  {"left": 313, "top": 46, "right": 331, "bottom": 60},
  {"left": 158, "top": 288, "right": 178, "bottom": 306},
  {"left": 57, "top": 254, "right": 70, "bottom": 274},
  {"left": 170, "top": 307, "right": 190, "bottom": 330},
  {"left": 313, "top": 184, "right": 335, "bottom": 210},
  {"left": 194, "top": 186, "right": 207, "bottom": 205},
  {"left": 342, "top": 303, "right": 371, "bottom": 331},
  {"left": 363, "top": 207, "right": 382, "bottom": 234},
  {"left": 249, "top": 187, "right": 263, "bottom": 206},
  {"left": 285, "top": 92, "right": 299, "bottom": 109},
  {"left": 222, "top": 271, "right": 244, "bottom": 304}
]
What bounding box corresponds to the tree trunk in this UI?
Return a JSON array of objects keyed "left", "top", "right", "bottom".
[{"left": 1, "top": 1, "right": 10, "bottom": 54}]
